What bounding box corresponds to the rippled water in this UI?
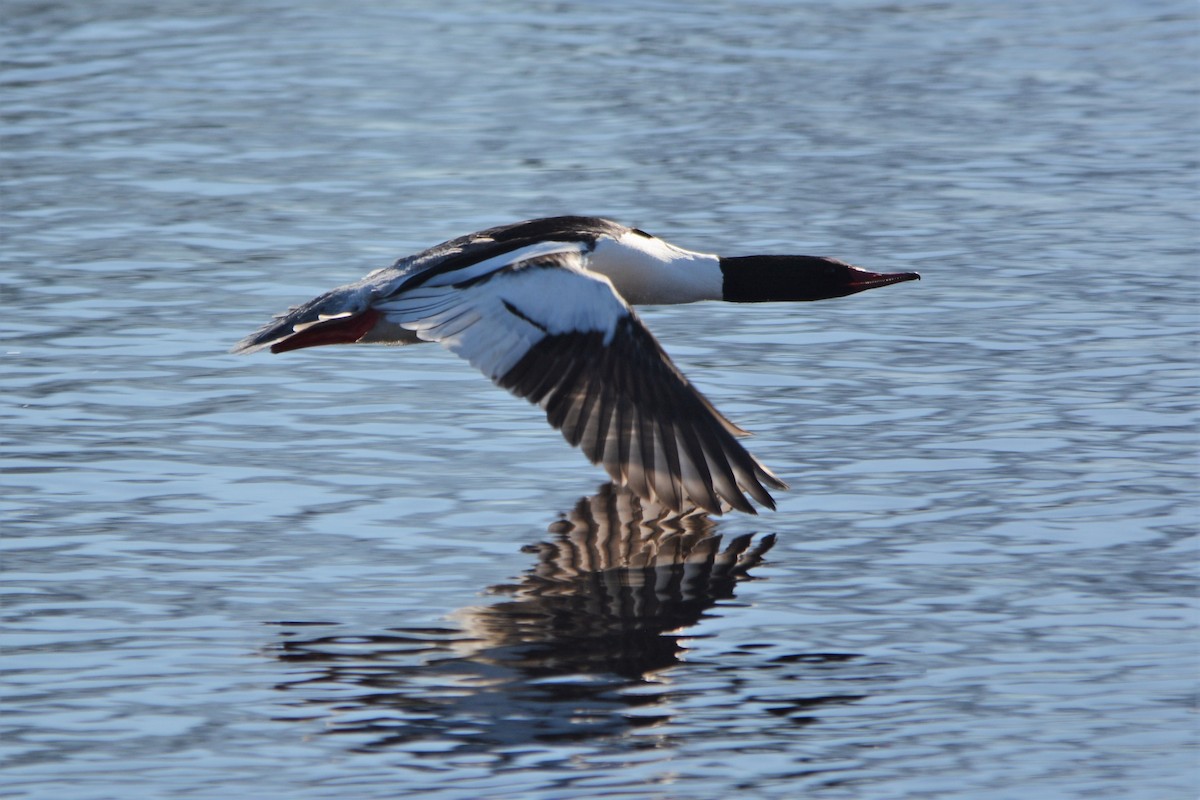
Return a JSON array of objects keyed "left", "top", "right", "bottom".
[{"left": 3, "top": 1, "right": 1197, "bottom": 798}]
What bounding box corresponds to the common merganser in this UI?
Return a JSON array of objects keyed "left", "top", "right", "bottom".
[{"left": 232, "top": 216, "right": 918, "bottom": 514}]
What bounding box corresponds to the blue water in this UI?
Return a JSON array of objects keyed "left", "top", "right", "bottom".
[{"left": 3, "top": 1, "right": 1197, "bottom": 798}]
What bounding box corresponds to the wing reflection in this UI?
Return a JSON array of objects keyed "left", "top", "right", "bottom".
[
  {"left": 454, "top": 482, "right": 774, "bottom": 678},
  {"left": 270, "top": 484, "right": 864, "bottom": 752}
]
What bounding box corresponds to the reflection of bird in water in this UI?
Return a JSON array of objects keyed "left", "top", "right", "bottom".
[
  {"left": 453, "top": 483, "right": 775, "bottom": 678},
  {"left": 234, "top": 216, "right": 919, "bottom": 513},
  {"left": 270, "top": 485, "right": 868, "bottom": 753}
]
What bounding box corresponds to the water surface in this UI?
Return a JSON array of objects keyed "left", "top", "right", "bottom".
[{"left": 2, "top": 1, "right": 1197, "bottom": 798}]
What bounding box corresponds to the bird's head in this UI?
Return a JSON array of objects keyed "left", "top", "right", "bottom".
[{"left": 720, "top": 255, "right": 920, "bottom": 302}]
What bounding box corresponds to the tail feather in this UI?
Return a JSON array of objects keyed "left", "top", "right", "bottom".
[{"left": 230, "top": 285, "right": 372, "bottom": 354}]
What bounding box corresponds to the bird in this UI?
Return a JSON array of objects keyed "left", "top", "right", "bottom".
[{"left": 232, "top": 216, "right": 919, "bottom": 514}]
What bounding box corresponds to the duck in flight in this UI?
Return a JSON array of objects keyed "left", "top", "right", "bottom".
[{"left": 232, "top": 216, "right": 919, "bottom": 514}]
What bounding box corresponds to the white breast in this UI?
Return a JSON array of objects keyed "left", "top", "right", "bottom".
[{"left": 587, "top": 231, "right": 723, "bottom": 305}]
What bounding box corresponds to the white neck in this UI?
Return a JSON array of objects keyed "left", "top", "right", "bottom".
[{"left": 587, "top": 231, "right": 723, "bottom": 305}]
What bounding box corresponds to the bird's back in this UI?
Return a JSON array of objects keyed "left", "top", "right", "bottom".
[{"left": 232, "top": 217, "right": 632, "bottom": 355}]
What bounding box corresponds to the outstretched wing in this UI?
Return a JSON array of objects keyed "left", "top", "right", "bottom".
[{"left": 376, "top": 247, "right": 786, "bottom": 514}]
